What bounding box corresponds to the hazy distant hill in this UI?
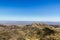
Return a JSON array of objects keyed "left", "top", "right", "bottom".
[{"left": 0, "top": 21, "right": 60, "bottom": 25}]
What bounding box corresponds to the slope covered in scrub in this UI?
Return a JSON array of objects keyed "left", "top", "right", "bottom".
[{"left": 0, "top": 23, "right": 60, "bottom": 40}]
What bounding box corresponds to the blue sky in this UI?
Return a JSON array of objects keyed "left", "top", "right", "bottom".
[{"left": 0, "top": 0, "right": 60, "bottom": 21}]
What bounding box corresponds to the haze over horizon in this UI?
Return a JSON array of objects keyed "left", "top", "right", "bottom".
[{"left": 0, "top": 0, "right": 60, "bottom": 21}]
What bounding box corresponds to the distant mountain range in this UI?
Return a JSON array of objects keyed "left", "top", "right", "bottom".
[{"left": 0, "top": 21, "right": 60, "bottom": 25}]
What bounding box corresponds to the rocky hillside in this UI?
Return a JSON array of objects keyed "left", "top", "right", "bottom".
[{"left": 0, "top": 23, "right": 60, "bottom": 40}]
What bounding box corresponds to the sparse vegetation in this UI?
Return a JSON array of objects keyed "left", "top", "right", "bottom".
[{"left": 0, "top": 23, "right": 60, "bottom": 40}]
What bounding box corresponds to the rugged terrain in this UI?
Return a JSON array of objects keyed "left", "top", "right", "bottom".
[{"left": 0, "top": 23, "right": 60, "bottom": 40}]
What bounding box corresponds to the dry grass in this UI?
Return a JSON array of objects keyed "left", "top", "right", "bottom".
[{"left": 0, "top": 23, "right": 60, "bottom": 40}]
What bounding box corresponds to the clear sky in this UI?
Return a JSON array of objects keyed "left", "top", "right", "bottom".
[{"left": 0, "top": 0, "right": 60, "bottom": 21}]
